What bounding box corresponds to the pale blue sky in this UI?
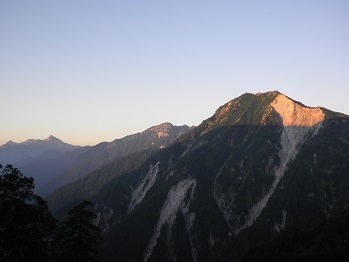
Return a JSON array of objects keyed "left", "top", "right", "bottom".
[{"left": 1, "top": 1, "right": 348, "bottom": 146}]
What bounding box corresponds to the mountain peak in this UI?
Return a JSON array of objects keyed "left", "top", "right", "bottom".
[
  {"left": 143, "top": 123, "right": 192, "bottom": 140},
  {"left": 147, "top": 123, "right": 175, "bottom": 138},
  {"left": 254, "top": 90, "right": 280, "bottom": 96},
  {"left": 1, "top": 140, "right": 16, "bottom": 148},
  {"left": 270, "top": 93, "right": 325, "bottom": 127},
  {"left": 194, "top": 90, "right": 332, "bottom": 138},
  {"left": 44, "top": 135, "right": 61, "bottom": 142},
  {"left": 23, "top": 139, "right": 36, "bottom": 144},
  {"left": 149, "top": 122, "right": 174, "bottom": 131}
]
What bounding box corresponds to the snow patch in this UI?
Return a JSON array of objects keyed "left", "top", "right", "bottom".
[
  {"left": 128, "top": 161, "right": 160, "bottom": 213},
  {"left": 143, "top": 178, "right": 197, "bottom": 262}
]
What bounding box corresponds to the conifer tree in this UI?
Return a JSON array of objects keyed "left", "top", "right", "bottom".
[
  {"left": 0, "top": 164, "right": 57, "bottom": 261},
  {"left": 57, "top": 200, "right": 101, "bottom": 262}
]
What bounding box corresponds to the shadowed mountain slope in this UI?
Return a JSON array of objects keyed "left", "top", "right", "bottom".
[{"left": 48, "top": 91, "right": 348, "bottom": 261}]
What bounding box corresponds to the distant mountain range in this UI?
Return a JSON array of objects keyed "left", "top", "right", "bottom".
[
  {"left": 40, "top": 123, "right": 192, "bottom": 195},
  {"left": 47, "top": 91, "right": 349, "bottom": 261},
  {"left": 0, "top": 135, "right": 78, "bottom": 164},
  {"left": 1, "top": 123, "right": 192, "bottom": 195}
]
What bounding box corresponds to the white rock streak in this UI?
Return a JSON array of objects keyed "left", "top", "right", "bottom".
[
  {"left": 274, "top": 209, "right": 287, "bottom": 232},
  {"left": 213, "top": 157, "right": 234, "bottom": 232},
  {"left": 236, "top": 94, "right": 325, "bottom": 234},
  {"left": 182, "top": 181, "right": 198, "bottom": 262},
  {"left": 128, "top": 161, "right": 160, "bottom": 213},
  {"left": 181, "top": 141, "right": 195, "bottom": 158},
  {"left": 143, "top": 178, "right": 197, "bottom": 262},
  {"left": 94, "top": 203, "right": 114, "bottom": 232}
]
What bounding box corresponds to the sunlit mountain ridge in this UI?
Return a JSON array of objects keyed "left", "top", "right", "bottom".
[{"left": 46, "top": 91, "right": 348, "bottom": 261}]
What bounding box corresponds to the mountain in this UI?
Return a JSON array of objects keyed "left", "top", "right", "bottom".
[
  {"left": 47, "top": 149, "right": 157, "bottom": 215},
  {"left": 0, "top": 135, "right": 78, "bottom": 165},
  {"left": 28, "top": 123, "right": 192, "bottom": 195},
  {"left": 48, "top": 91, "right": 349, "bottom": 261},
  {"left": 15, "top": 147, "right": 91, "bottom": 191}
]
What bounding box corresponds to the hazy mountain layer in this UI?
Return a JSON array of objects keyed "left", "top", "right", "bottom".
[
  {"left": 0, "top": 135, "right": 78, "bottom": 165},
  {"left": 39, "top": 123, "right": 192, "bottom": 195},
  {"left": 47, "top": 149, "right": 157, "bottom": 214}
]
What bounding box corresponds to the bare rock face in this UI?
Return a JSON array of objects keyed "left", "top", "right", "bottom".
[
  {"left": 222, "top": 93, "right": 328, "bottom": 234},
  {"left": 147, "top": 122, "right": 192, "bottom": 139},
  {"left": 233, "top": 93, "right": 327, "bottom": 232},
  {"left": 270, "top": 94, "right": 325, "bottom": 127},
  {"left": 237, "top": 94, "right": 327, "bottom": 232},
  {"left": 269, "top": 93, "right": 325, "bottom": 169}
]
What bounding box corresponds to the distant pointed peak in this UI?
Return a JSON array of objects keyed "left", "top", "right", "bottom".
[
  {"left": 45, "top": 135, "right": 59, "bottom": 141},
  {"left": 2, "top": 140, "right": 16, "bottom": 147},
  {"left": 44, "top": 135, "right": 67, "bottom": 145}
]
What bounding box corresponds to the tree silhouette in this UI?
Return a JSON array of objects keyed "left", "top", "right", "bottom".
[
  {"left": 57, "top": 200, "right": 101, "bottom": 262},
  {"left": 0, "top": 164, "right": 57, "bottom": 261}
]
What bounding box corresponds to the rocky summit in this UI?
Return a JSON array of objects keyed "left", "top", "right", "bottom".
[{"left": 48, "top": 91, "right": 349, "bottom": 261}]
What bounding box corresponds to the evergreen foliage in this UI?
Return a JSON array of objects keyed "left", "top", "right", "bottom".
[
  {"left": 0, "top": 165, "right": 102, "bottom": 261},
  {"left": 57, "top": 201, "right": 101, "bottom": 262},
  {"left": 0, "top": 164, "right": 56, "bottom": 261}
]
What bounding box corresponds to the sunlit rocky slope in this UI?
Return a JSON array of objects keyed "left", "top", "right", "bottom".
[{"left": 48, "top": 91, "right": 349, "bottom": 261}]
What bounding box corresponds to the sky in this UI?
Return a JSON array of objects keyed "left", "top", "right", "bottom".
[{"left": 1, "top": 0, "right": 348, "bottom": 146}]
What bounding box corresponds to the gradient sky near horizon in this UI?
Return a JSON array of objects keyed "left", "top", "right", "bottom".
[{"left": 1, "top": 0, "right": 348, "bottom": 146}]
